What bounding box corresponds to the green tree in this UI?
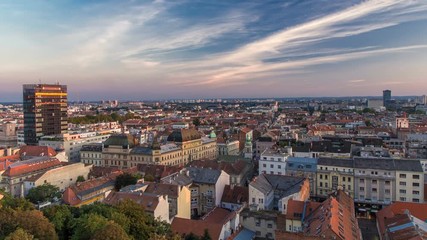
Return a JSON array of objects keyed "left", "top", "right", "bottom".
[
  {"left": 115, "top": 199, "right": 153, "bottom": 240},
  {"left": 192, "top": 118, "right": 201, "bottom": 127},
  {"left": 43, "top": 205, "right": 73, "bottom": 240},
  {"left": 185, "top": 233, "right": 200, "bottom": 240},
  {"left": 5, "top": 228, "right": 34, "bottom": 240},
  {"left": 70, "top": 213, "right": 109, "bottom": 240},
  {"left": 115, "top": 173, "right": 138, "bottom": 191},
  {"left": 14, "top": 210, "right": 58, "bottom": 240},
  {"left": 1, "top": 191, "right": 34, "bottom": 210},
  {"left": 76, "top": 176, "right": 85, "bottom": 183},
  {"left": 91, "top": 221, "right": 130, "bottom": 240},
  {"left": 144, "top": 174, "right": 155, "bottom": 182},
  {"left": 26, "top": 184, "right": 61, "bottom": 204},
  {"left": 201, "top": 229, "right": 212, "bottom": 240}
]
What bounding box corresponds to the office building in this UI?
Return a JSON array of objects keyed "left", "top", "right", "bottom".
[
  {"left": 23, "top": 84, "right": 68, "bottom": 145},
  {"left": 383, "top": 89, "right": 391, "bottom": 107}
]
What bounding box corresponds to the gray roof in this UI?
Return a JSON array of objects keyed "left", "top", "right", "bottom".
[
  {"left": 318, "top": 158, "right": 353, "bottom": 168},
  {"left": 354, "top": 158, "right": 395, "bottom": 170},
  {"left": 81, "top": 143, "right": 102, "bottom": 152},
  {"left": 250, "top": 174, "right": 273, "bottom": 195},
  {"left": 393, "top": 159, "right": 423, "bottom": 172},
  {"left": 104, "top": 134, "right": 137, "bottom": 148},
  {"left": 250, "top": 174, "right": 306, "bottom": 198},
  {"left": 187, "top": 167, "right": 222, "bottom": 184},
  {"left": 265, "top": 174, "right": 306, "bottom": 197},
  {"left": 131, "top": 146, "right": 153, "bottom": 155}
]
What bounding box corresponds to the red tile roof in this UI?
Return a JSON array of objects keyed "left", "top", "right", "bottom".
[
  {"left": 18, "top": 146, "right": 57, "bottom": 158},
  {"left": 104, "top": 191, "right": 160, "bottom": 212},
  {"left": 376, "top": 202, "right": 427, "bottom": 239},
  {"left": 2, "top": 157, "right": 62, "bottom": 177},
  {"left": 221, "top": 185, "right": 248, "bottom": 205},
  {"left": 171, "top": 218, "right": 222, "bottom": 240}
]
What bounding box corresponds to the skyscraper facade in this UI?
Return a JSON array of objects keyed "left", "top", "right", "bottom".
[
  {"left": 23, "top": 84, "right": 68, "bottom": 145},
  {"left": 383, "top": 89, "right": 391, "bottom": 107}
]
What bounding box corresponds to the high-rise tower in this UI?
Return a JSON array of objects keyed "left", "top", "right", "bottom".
[
  {"left": 383, "top": 89, "right": 391, "bottom": 107},
  {"left": 23, "top": 84, "right": 68, "bottom": 145}
]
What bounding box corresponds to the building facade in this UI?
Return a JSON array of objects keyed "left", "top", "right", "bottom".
[{"left": 23, "top": 84, "right": 68, "bottom": 145}]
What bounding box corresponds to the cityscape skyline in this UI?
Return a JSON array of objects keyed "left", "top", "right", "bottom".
[{"left": 1, "top": 0, "right": 427, "bottom": 101}]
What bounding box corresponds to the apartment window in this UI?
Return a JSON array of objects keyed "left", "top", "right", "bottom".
[
  {"left": 385, "top": 181, "right": 390, "bottom": 186},
  {"left": 348, "top": 185, "right": 351, "bottom": 190},
  {"left": 413, "top": 175, "right": 420, "bottom": 179},
  {"left": 399, "top": 174, "right": 406, "bottom": 178},
  {"left": 413, "top": 191, "right": 420, "bottom": 195},
  {"left": 325, "top": 183, "right": 328, "bottom": 188},
  {"left": 360, "top": 179, "right": 365, "bottom": 183},
  {"left": 348, "top": 177, "right": 351, "bottom": 182},
  {"left": 413, "top": 198, "right": 420, "bottom": 203},
  {"left": 325, "top": 175, "right": 328, "bottom": 180},
  {"left": 413, "top": 183, "right": 420, "bottom": 187},
  {"left": 399, "top": 181, "right": 406, "bottom": 186},
  {"left": 267, "top": 224, "right": 273, "bottom": 228},
  {"left": 399, "top": 189, "right": 406, "bottom": 194},
  {"left": 270, "top": 164, "right": 274, "bottom": 168},
  {"left": 385, "top": 189, "right": 390, "bottom": 194},
  {"left": 342, "top": 177, "right": 345, "bottom": 182},
  {"left": 278, "top": 165, "right": 281, "bottom": 169},
  {"left": 372, "top": 188, "right": 377, "bottom": 192},
  {"left": 320, "top": 182, "right": 323, "bottom": 187},
  {"left": 360, "top": 187, "right": 365, "bottom": 191},
  {"left": 319, "top": 174, "right": 323, "bottom": 179},
  {"left": 400, "top": 197, "right": 406, "bottom": 201},
  {"left": 372, "top": 180, "right": 377, "bottom": 184},
  {"left": 263, "top": 164, "right": 266, "bottom": 168},
  {"left": 252, "top": 198, "right": 255, "bottom": 203}
]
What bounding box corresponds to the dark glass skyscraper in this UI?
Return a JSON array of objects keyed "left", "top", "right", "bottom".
[
  {"left": 383, "top": 89, "right": 391, "bottom": 107},
  {"left": 23, "top": 84, "right": 68, "bottom": 145}
]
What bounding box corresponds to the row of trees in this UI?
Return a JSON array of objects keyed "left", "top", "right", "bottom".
[
  {"left": 69, "top": 112, "right": 138, "bottom": 124},
  {"left": 1, "top": 190, "right": 178, "bottom": 240}
]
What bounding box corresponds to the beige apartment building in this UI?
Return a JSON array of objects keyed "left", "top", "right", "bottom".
[
  {"left": 316, "top": 158, "right": 355, "bottom": 198},
  {"left": 81, "top": 130, "right": 217, "bottom": 168}
]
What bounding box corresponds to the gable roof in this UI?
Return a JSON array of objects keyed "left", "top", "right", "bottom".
[
  {"left": 2, "top": 156, "right": 62, "bottom": 177},
  {"left": 221, "top": 185, "right": 248, "bottom": 204},
  {"left": 187, "top": 167, "right": 222, "bottom": 184},
  {"left": 18, "top": 145, "right": 57, "bottom": 158},
  {"left": 104, "top": 191, "right": 161, "bottom": 212}
]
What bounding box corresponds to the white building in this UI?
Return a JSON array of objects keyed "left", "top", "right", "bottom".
[
  {"left": 24, "top": 162, "right": 92, "bottom": 195},
  {"left": 259, "top": 148, "right": 291, "bottom": 175},
  {"left": 39, "top": 130, "right": 117, "bottom": 162}
]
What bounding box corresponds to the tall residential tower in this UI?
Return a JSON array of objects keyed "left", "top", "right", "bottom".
[
  {"left": 23, "top": 84, "right": 68, "bottom": 145},
  {"left": 383, "top": 89, "right": 391, "bottom": 107}
]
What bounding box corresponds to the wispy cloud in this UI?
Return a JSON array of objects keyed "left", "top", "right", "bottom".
[
  {"left": 166, "top": 0, "right": 427, "bottom": 86},
  {"left": 349, "top": 79, "right": 366, "bottom": 83}
]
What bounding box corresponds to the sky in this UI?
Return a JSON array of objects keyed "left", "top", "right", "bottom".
[{"left": 1, "top": 0, "right": 427, "bottom": 101}]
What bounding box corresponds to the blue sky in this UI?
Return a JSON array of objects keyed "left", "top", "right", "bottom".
[{"left": 1, "top": 0, "right": 427, "bottom": 101}]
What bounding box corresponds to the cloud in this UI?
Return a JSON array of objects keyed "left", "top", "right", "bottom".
[
  {"left": 349, "top": 79, "right": 366, "bottom": 83},
  {"left": 167, "top": 0, "right": 427, "bottom": 86}
]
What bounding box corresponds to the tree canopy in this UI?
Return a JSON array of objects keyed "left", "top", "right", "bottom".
[{"left": 26, "top": 183, "right": 61, "bottom": 204}]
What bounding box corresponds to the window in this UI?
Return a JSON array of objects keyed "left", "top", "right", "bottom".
[
  {"left": 348, "top": 177, "right": 351, "bottom": 182},
  {"left": 270, "top": 164, "right": 274, "bottom": 168},
  {"left": 399, "top": 181, "right": 406, "bottom": 186},
  {"left": 413, "top": 183, "right": 420, "bottom": 187},
  {"left": 372, "top": 188, "right": 377, "bottom": 192},
  {"left": 263, "top": 164, "right": 266, "bottom": 168},
  {"left": 252, "top": 198, "right": 255, "bottom": 203},
  {"left": 385, "top": 181, "right": 390, "bottom": 185},
  {"left": 267, "top": 224, "right": 273, "bottom": 228},
  {"left": 413, "top": 198, "right": 420, "bottom": 203},
  {"left": 325, "top": 183, "right": 328, "bottom": 188},
  {"left": 400, "top": 197, "right": 406, "bottom": 201},
  {"left": 372, "top": 180, "right": 377, "bottom": 184},
  {"left": 360, "top": 179, "right": 364, "bottom": 183},
  {"left": 320, "top": 182, "right": 323, "bottom": 187},
  {"left": 360, "top": 187, "right": 365, "bottom": 191},
  {"left": 278, "top": 165, "right": 281, "bottom": 169},
  {"left": 320, "top": 175, "right": 323, "bottom": 179},
  {"left": 385, "top": 189, "right": 390, "bottom": 194},
  {"left": 413, "top": 191, "right": 420, "bottom": 195},
  {"left": 399, "top": 174, "right": 406, "bottom": 178},
  {"left": 413, "top": 175, "right": 420, "bottom": 179},
  {"left": 325, "top": 175, "right": 328, "bottom": 180},
  {"left": 342, "top": 177, "right": 345, "bottom": 182},
  {"left": 399, "top": 189, "right": 406, "bottom": 194}
]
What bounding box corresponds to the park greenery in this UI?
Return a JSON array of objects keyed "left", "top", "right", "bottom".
[
  {"left": 25, "top": 184, "right": 61, "bottom": 204},
  {"left": 1, "top": 191, "right": 179, "bottom": 240}
]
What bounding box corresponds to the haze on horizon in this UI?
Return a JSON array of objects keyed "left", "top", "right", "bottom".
[{"left": 1, "top": 0, "right": 427, "bottom": 101}]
